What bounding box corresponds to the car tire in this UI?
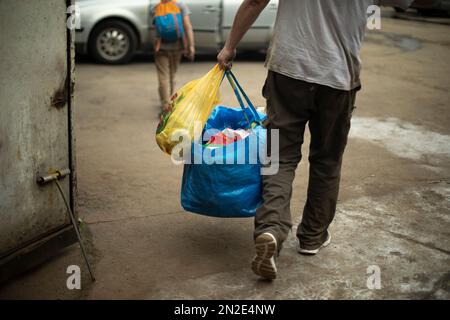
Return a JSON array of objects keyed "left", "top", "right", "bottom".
[{"left": 89, "top": 20, "right": 138, "bottom": 64}]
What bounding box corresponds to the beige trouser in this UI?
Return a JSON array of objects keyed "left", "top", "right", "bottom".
[{"left": 154, "top": 49, "right": 182, "bottom": 106}]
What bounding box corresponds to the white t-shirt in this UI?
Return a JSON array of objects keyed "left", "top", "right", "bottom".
[{"left": 265, "top": 0, "right": 413, "bottom": 91}]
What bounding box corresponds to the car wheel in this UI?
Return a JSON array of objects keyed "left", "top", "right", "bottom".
[
  {"left": 394, "top": 7, "right": 405, "bottom": 13},
  {"left": 89, "top": 20, "right": 137, "bottom": 64}
]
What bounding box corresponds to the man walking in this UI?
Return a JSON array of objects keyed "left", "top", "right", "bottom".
[{"left": 217, "top": 0, "right": 412, "bottom": 280}]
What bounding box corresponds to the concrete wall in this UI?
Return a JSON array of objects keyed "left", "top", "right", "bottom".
[{"left": 0, "top": 0, "right": 75, "bottom": 257}]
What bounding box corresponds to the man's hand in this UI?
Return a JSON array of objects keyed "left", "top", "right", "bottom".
[
  {"left": 154, "top": 38, "right": 161, "bottom": 53},
  {"left": 217, "top": 46, "right": 236, "bottom": 70},
  {"left": 185, "top": 45, "right": 195, "bottom": 62}
]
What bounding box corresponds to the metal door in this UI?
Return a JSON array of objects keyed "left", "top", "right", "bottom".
[{"left": 0, "top": 0, "right": 76, "bottom": 282}]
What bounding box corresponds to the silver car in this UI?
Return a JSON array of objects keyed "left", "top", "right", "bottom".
[{"left": 75, "top": 0, "right": 279, "bottom": 64}]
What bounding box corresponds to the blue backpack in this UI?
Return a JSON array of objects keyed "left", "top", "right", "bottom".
[{"left": 153, "top": 0, "right": 185, "bottom": 42}]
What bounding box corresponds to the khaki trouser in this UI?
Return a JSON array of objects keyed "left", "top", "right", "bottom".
[
  {"left": 255, "top": 71, "right": 359, "bottom": 251},
  {"left": 154, "top": 49, "right": 182, "bottom": 106}
]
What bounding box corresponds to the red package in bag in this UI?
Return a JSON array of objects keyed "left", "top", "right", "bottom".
[
  {"left": 207, "top": 128, "right": 251, "bottom": 146},
  {"left": 209, "top": 132, "right": 235, "bottom": 145}
]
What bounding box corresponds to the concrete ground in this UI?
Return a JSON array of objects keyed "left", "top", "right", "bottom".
[{"left": 1, "top": 10, "right": 449, "bottom": 299}]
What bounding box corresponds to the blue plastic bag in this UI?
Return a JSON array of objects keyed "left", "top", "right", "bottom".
[{"left": 181, "top": 71, "right": 267, "bottom": 218}]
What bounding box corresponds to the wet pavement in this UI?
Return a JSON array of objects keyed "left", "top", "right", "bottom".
[{"left": 0, "top": 9, "right": 449, "bottom": 299}]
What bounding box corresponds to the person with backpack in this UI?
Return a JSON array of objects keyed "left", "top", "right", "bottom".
[
  {"left": 217, "top": 0, "right": 412, "bottom": 280},
  {"left": 151, "top": 0, "right": 195, "bottom": 113}
]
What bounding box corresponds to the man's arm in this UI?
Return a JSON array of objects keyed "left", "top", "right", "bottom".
[
  {"left": 183, "top": 14, "right": 195, "bottom": 61},
  {"left": 217, "top": 0, "right": 270, "bottom": 70}
]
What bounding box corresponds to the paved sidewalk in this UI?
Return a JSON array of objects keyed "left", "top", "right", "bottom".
[{"left": 1, "top": 14, "right": 449, "bottom": 300}]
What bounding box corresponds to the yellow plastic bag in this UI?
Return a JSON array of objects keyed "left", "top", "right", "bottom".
[{"left": 156, "top": 64, "right": 224, "bottom": 155}]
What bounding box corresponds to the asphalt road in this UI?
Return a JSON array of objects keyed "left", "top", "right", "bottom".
[{"left": 1, "top": 10, "right": 449, "bottom": 299}]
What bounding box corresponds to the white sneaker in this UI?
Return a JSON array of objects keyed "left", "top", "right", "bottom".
[
  {"left": 298, "top": 232, "right": 331, "bottom": 255},
  {"left": 252, "top": 232, "right": 278, "bottom": 280}
]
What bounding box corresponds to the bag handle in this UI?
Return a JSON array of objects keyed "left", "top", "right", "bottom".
[
  {"left": 228, "top": 70, "right": 262, "bottom": 124},
  {"left": 225, "top": 70, "right": 262, "bottom": 127}
]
